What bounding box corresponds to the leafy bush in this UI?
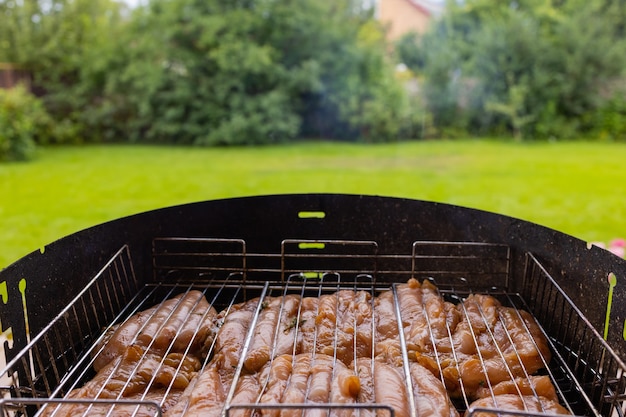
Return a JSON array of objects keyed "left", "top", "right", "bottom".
[
  {"left": 588, "top": 93, "right": 626, "bottom": 141},
  {"left": 0, "top": 85, "right": 53, "bottom": 161},
  {"left": 398, "top": 0, "right": 626, "bottom": 140}
]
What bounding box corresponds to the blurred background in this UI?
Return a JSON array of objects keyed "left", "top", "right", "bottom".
[{"left": 1, "top": 0, "right": 626, "bottom": 268}]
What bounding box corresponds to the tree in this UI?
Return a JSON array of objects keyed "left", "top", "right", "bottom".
[
  {"left": 0, "top": 0, "right": 129, "bottom": 143},
  {"left": 104, "top": 0, "right": 408, "bottom": 144},
  {"left": 398, "top": 0, "right": 626, "bottom": 139}
]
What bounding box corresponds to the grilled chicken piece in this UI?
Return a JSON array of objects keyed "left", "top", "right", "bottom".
[
  {"left": 452, "top": 294, "right": 500, "bottom": 357},
  {"left": 441, "top": 294, "right": 551, "bottom": 399},
  {"left": 466, "top": 394, "right": 570, "bottom": 417},
  {"left": 314, "top": 291, "right": 374, "bottom": 366},
  {"left": 475, "top": 375, "right": 559, "bottom": 402},
  {"left": 259, "top": 355, "right": 294, "bottom": 417},
  {"left": 297, "top": 297, "right": 320, "bottom": 355},
  {"left": 353, "top": 358, "right": 376, "bottom": 417},
  {"left": 274, "top": 295, "right": 305, "bottom": 357},
  {"left": 345, "top": 291, "right": 374, "bottom": 360},
  {"left": 413, "top": 280, "right": 460, "bottom": 353},
  {"left": 354, "top": 359, "right": 458, "bottom": 417},
  {"left": 280, "top": 355, "right": 312, "bottom": 417},
  {"left": 374, "top": 288, "right": 400, "bottom": 341},
  {"left": 315, "top": 293, "right": 343, "bottom": 361},
  {"left": 410, "top": 363, "right": 459, "bottom": 417},
  {"left": 214, "top": 297, "right": 260, "bottom": 369},
  {"left": 395, "top": 280, "right": 428, "bottom": 351},
  {"left": 164, "top": 357, "right": 227, "bottom": 417},
  {"left": 497, "top": 308, "right": 551, "bottom": 375},
  {"left": 306, "top": 355, "right": 336, "bottom": 417},
  {"left": 372, "top": 361, "right": 410, "bottom": 417},
  {"left": 245, "top": 295, "right": 302, "bottom": 373},
  {"left": 48, "top": 388, "right": 184, "bottom": 417},
  {"left": 93, "top": 290, "right": 217, "bottom": 371},
  {"left": 230, "top": 374, "right": 263, "bottom": 417},
  {"left": 329, "top": 363, "right": 361, "bottom": 417},
  {"left": 244, "top": 296, "right": 283, "bottom": 373},
  {"left": 43, "top": 345, "right": 200, "bottom": 417}
]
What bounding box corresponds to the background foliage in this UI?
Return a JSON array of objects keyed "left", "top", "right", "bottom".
[
  {"left": 0, "top": 84, "right": 51, "bottom": 161},
  {"left": 1, "top": 0, "right": 626, "bottom": 152},
  {"left": 396, "top": 0, "right": 626, "bottom": 140},
  {"left": 0, "top": 0, "right": 414, "bottom": 149}
]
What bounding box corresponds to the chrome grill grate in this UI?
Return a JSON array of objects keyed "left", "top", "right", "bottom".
[{"left": 0, "top": 239, "right": 624, "bottom": 417}]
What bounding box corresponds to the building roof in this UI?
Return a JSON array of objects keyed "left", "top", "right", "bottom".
[{"left": 408, "top": 0, "right": 445, "bottom": 17}]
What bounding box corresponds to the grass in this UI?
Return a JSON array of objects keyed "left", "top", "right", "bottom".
[{"left": 2, "top": 139, "right": 626, "bottom": 269}]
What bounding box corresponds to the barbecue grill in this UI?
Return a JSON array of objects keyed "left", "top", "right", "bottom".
[{"left": 0, "top": 194, "right": 624, "bottom": 417}]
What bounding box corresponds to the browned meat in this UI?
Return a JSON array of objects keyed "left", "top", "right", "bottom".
[
  {"left": 329, "top": 364, "right": 361, "bottom": 417},
  {"left": 315, "top": 290, "right": 375, "bottom": 366},
  {"left": 452, "top": 294, "right": 500, "bottom": 357},
  {"left": 353, "top": 359, "right": 457, "bottom": 417},
  {"left": 244, "top": 296, "right": 284, "bottom": 373},
  {"left": 346, "top": 291, "right": 374, "bottom": 360},
  {"left": 93, "top": 291, "right": 217, "bottom": 371},
  {"left": 410, "top": 363, "right": 459, "bottom": 417},
  {"left": 306, "top": 355, "right": 335, "bottom": 417},
  {"left": 297, "top": 297, "right": 320, "bottom": 355},
  {"left": 415, "top": 280, "right": 460, "bottom": 353},
  {"left": 43, "top": 345, "right": 200, "bottom": 417},
  {"left": 466, "top": 394, "right": 569, "bottom": 417},
  {"left": 374, "top": 288, "right": 399, "bottom": 341},
  {"left": 229, "top": 374, "right": 263, "bottom": 417},
  {"left": 259, "top": 355, "right": 294, "bottom": 417},
  {"left": 353, "top": 358, "right": 376, "bottom": 417},
  {"left": 66, "top": 279, "right": 558, "bottom": 417},
  {"left": 395, "top": 279, "right": 427, "bottom": 351},
  {"left": 164, "top": 357, "right": 228, "bottom": 417},
  {"left": 441, "top": 294, "right": 552, "bottom": 399},
  {"left": 373, "top": 289, "right": 403, "bottom": 367},
  {"left": 214, "top": 297, "right": 260, "bottom": 370},
  {"left": 49, "top": 388, "right": 184, "bottom": 417},
  {"left": 372, "top": 361, "right": 410, "bottom": 417},
  {"left": 280, "top": 354, "right": 312, "bottom": 417},
  {"left": 274, "top": 295, "right": 305, "bottom": 357},
  {"left": 315, "top": 293, "right": 347, "bottom": 362},
  {"left": 475, "top": 375, "right": 559, "bottom": 402},
  {"left": 497, "top": 308, "right": 551, "bottom": 376}
]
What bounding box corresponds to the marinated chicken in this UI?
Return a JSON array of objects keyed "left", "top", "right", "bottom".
[
  {"left": 244, "top": 296, "right": 284, "bottom": 372},
  {"left": 213, "top": 297, "right": 260, "bottom": 369},
  {"left": 466, "top": 394, "right": 570, "bottom": 417},
  {"left": 352, "top": 358, "right": 457, "bottom": 417},
  {"left": 245, "top": 295, "right": 303, "bottom": 372},
  {"left": 279, "top": 354, "right": 313, "bottom": 417},
  {"left": 475, "top": 375, "right": 559, "bottom": 402},
  {"left": 441, "top": 295, "right": 552, "bottom": 399},
  {"left": 50, "top": 279, "right": 566, "bottom": 417},
  {"left": 164, "top": 357, "right": 228, "bottom": 417},
  {"left": 296, "top": 297, "right": 320, "bottom": 355},
  {"left": 410, "top": 363, "right": 459, "bottom": 417},
  {"left": 259, "top": 355, "right": 294, "bottom": 417},
  {"left": 43, "top": 345, "right": 200, "bottom": 417},
  {"left": 93, "top": 290, "right": 217, "bottom": 371}
]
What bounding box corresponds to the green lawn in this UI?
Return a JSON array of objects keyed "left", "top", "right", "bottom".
[{"left": 2, "top": 139, "right": 626, "bottom": 269}]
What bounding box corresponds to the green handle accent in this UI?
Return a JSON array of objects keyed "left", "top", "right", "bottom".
[
  {"left": 0, "top": 281, "right": 7, "bottom": 304},
  {"left": 604, "top": 273, "right": 617, "bottom": 340}
]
